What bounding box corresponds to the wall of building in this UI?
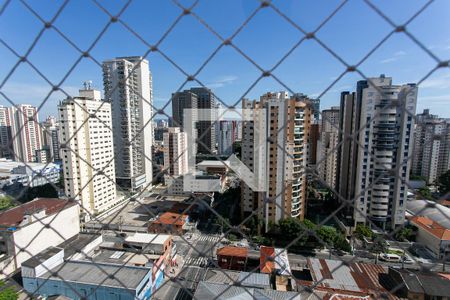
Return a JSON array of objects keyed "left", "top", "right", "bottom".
[{"left": 10, "top": 205, "right": 79, "bottom": 275}]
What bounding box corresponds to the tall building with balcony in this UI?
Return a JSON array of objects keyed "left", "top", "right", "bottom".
[
  {"left": 336, "top": 75, "right": 417, "bottom": 231},
  {"left": 163, "top": 127, "right": 188, "bottom": 177},
  {"left": 58, "top": 87, "right": 118, "bottom": 219},
  {"left": 0, "top": 105, "right": 13, "bottom": 159},
  {"left": 103, "top": 57, "right": 153, "bottom": 193},
  {"left": 317, "top": 106, "right": 340, "bottom": 188},
  {"left": 241, "top": 92, "right": 311, "bottom": 226},
  {"left": 412, "top": 111, "right": 450, "bottom": 184},
  {"left": 7, "top": 104, "right": 43, "bottom": 163}
]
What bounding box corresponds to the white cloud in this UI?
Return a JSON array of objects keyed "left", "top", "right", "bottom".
[
  {"left": 419, "top": 73, "right": 450, "bottom": 90},
  {"left": 206, "top": 75, "right": 238, "bottom": 89},
  {"left": 419, "top": 94, "right": 450, "bottom": 103},
  {"left": 1, "top": 82, "right": 80, "bottom": 103},
  {"left": 380, "top": 57, "right": 397, "bottom": 64},
  {"left": 380, "top": 50, "right": 407, "bottom": 64},
  {"left": 1, "top": 82, "right": 83, "bottom": 118}
]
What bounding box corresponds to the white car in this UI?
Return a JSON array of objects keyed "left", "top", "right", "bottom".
[
  {"left": 402, "top": 255, "right": 414, "bottom": 264},
  {"left": 380, "top": 253, "right": 401, "bottom": 262}
]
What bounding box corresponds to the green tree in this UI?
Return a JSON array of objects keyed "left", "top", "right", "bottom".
[
  {"left": 0, "top": 281, "right": 18, "bottom": 300},
  {"left": 278, "top": 217, "right": 309, "bottom": 247},
  {"left": 354, "top": 224, "right": 373, "bottom": 240},
  {"left": 418, "top": 186, "right": 433, "bottom": 200},
  {"left": 437, "top": 170, "right": 450, "bottom": 196},
  {"left": 317, "top": 226, "right": 337, "bottom": 246},
  {"left": 369, "top": 236, "right": 388, "bottom": 254},
  {"left": 0, "top": 196, "right": 14, "bottom": 211},
  {"left": 334, "top": 234, "right": 351, "bottom": 252},
  {"left": 395, "top": 226, "right": 415, "bottom": 242}
]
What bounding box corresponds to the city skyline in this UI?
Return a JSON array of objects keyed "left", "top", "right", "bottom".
[{"left": 1, "top": 0, "right": 449, "bottom": 119}]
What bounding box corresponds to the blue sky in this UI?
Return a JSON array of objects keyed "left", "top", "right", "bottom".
[{"left": 1, "top": 0, "right": 449, "bottom": 119}]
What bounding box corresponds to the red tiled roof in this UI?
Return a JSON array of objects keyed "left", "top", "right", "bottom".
[
  {"left": 152, "top": 212, "right": 187, "bottom": 226},
  {"left": 0, "top": 198, "right": 76, "bottom": 228},
  {"left": 216, "top": 246, "right": 248, "bottom": 258},
  {"left": 439, "top": 199, "right": 450, "bottom": 207},
  {"left": 410, "top": 215, "right": 450, "bottom": 240},
  {"left": 260, "top": 246, "right": 275, "bottom": 273}
]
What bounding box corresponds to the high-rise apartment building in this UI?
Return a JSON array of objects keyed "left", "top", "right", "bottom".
[
  {"left": 41, "top": 116, "right": 60, "bottom": 162},
  {"left": 309, "top": 98, "right": 321, "bottom": 122},
  {"left": 0, "top": 106, "right": 13, "bottom": 159},
  {"left": 171, "top": 90, "right": 198, "bottom": 129},
  {"left": 317, "top": 106, "right": 340, "bottom": 188},
  {"left": 103, "top": 56, "right": 153, "bottom": 192},
  {"left": 336, "top": 75, "right": 417, "bottom": 230},
  {"left": 412, "top": 110, "right": 450, "bottom": 184},
  {"left": 7, "top": 105, "right": 43, "bottom": 163},
  {"left": 171, "top": 87, "right": 216, "bottom": 154},
  {"left": 218, "top": 120, "right": 236, "bottom": 156},
  {"left": 59, "top": 87, "right": 118, "bottom": 218},
  {"left": 241, "top": 92, "right": 312, "bottom": 226},
  {"left": 163, "top": 127, "right": 188, "bottom": 177},
  {"left": 191, "top": 87, "right": 216, "bottom": 154}
]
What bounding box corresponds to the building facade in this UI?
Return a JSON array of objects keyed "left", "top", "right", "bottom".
[
  {"left": 218, "top": 120, "right": 236, "bottom": 156},
  {"left": 4, "top": 105, "right": 43, "bottom": 163},
  {"left": 0, "top": 106, "right": 14, "bottom": 159},
  {"left": 412, "top": 110, "right": 450, "bottom": 184},
  {"left": 0, "top": 198, "right": 80, "bottom": 278},
  {"left": 336, "top": 75, "right": 417, "bottom": 230},
  {"left": 171, "top": 88, "right": 216, "bottom": 154},
  {"left": 59, "top": 87, "right": 118, "bottom": 217},
  {"left": 163, "top": 127, "right": 188, "bottom": 177},
  {"left": 103, "top": 56, "right": 153, "bottom": 192},
  {"left": 41, "top": 116, "right": 60, "bottom": 162},
  {"left": 317, "top": 107, "right": 340, "bottom": 188},
  {"left": 241, "top": 92, "right": 311, "bottom": 225}
]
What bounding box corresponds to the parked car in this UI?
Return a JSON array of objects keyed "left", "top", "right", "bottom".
[
  {"left": 380, "top": 253, "right": 401, "bottom": 262},
  {"left": 402, "top": 255, "right": 414, "bottom": 264}
]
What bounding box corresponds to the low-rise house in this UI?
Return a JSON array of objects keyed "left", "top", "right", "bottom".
[
  {"left": 148, "top": 212, "right": 189, "bottom": 235},
  {"left": 303, "top": 258, "right": 397, "bottom": 299},
  {"left": 216, "top": 246, "right": 248, "bottom": 271},
  {"left": 385, "top": 267, "right": 450, "bottom": 300},
  {"left": 409, "top": 215, "right": 450, "bottom": 259},
  {"left": 0, "top": 198, "right": 79, "bottom": 278}
]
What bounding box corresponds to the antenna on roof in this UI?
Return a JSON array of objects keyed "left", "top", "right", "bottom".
[{"left": 83, "top": 80, "right": 93, "bottom": 90}]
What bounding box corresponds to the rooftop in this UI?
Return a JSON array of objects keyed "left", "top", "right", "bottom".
[
  {"left": 22, "top": 247, "right": 63, "bottom": 268},
  {"left": 38, "top": 261, "right": 150, "bottom": 290},
  {"left": 203, "top": 269, "right": 240, "bottom": 285},
  {"left": 0, "top": 159, "right": 60, "bottom": 173},
  {"left": 216, "top": 246, "right": 248, "bottom": 258},
  {"left": 238, "top": 271, "right": 270, "bottom": 289},
  {"left": 150, "top": 212, "right": 187, "bottom": 226},
  {"left": 193, "top": 282, "right": 301, "bottom": 300},
  {"left": 260, "top": 246, "right": 275, "bottom": 274},
  {"left": 307, "top": 258, "right": 392, "bottom": 297},
  {"left": 124, "top": 232, "right": 171, "bottom": 245},
  {"left": 409, "top": 215, "right": 450, "bottom": 240},
  {"left": 407, "top": 199, "right": 450, "bottom": 228},
  {"left": 389, "top": 268, "right": 450, "bottom": 297},
  {"left": 197, "top": 160, "right": 230, "bottom": 168},
  {"left": 0, "top": 198, "right": 77, "bottom": 228}
]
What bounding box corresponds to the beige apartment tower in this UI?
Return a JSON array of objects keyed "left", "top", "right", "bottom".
[
  {"left": 58, "top": 87, "right": 118, "bottom": 219},
  {"left": 241, "top": 92, "right": 312, "bottom": 226}
]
